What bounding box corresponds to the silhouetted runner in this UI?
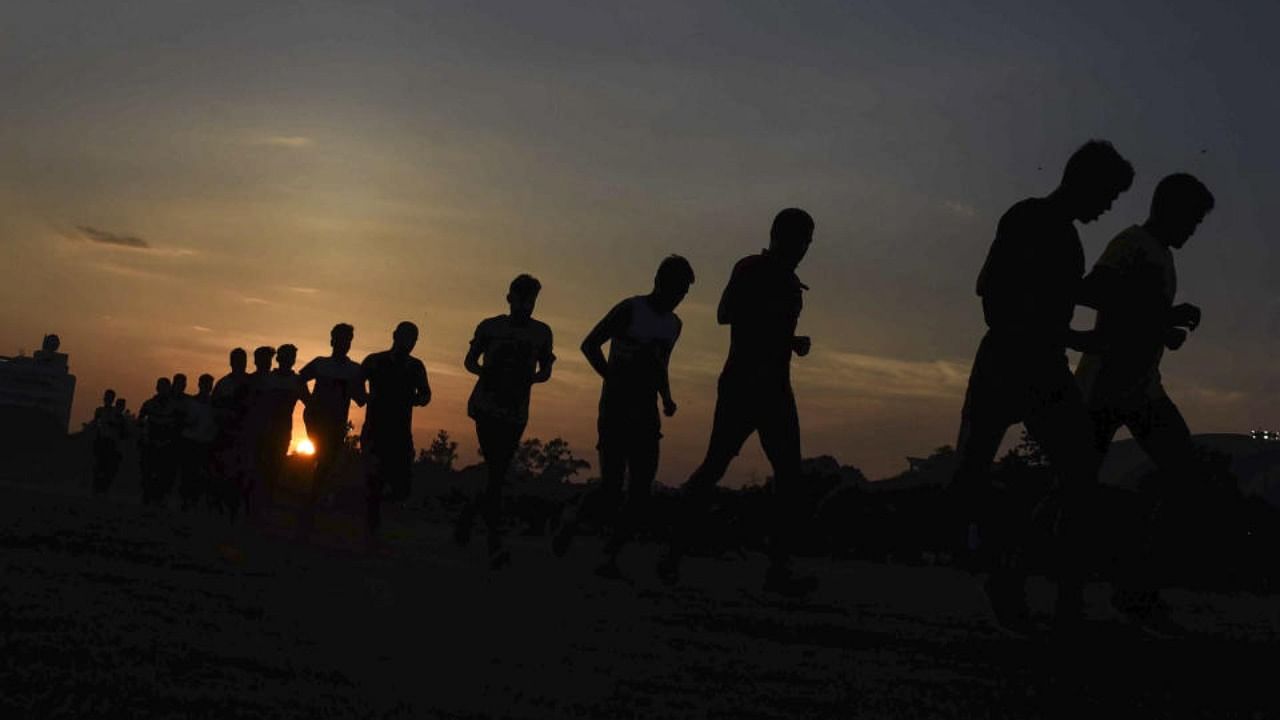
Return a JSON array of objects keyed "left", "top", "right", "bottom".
[
  {"left": 212, "top": 348, "right": 252, "bottom": 519},
  {"left": 361, "top": 322, "right": 431, "bottom": 541},
  {"left": 90, "top": 389, "right": 125, "bottom": 495},
  {"left": 261, "top": 344, "right": 309, "bottom": 499},
  {"left": 1075, "top": 172, "right": 1215, "bottom": 637},
  {"left": 553, "top": 257, "right": 693, "bottom": 579},
  {"left": 657, "top": 209, "right": 817, "bottom": 597},
  {"left": 240, "top": 345, "right": 277, "bottom": 519},
  {"left": 299, "top": 323, "right": 366, "bottom": 537},
  {"left": 951, "top": 140, "right": 1133, "bottom": 635},
  {"left": 453, "top": 275, "right": 555, "bottom": 569},
  {"left": 137, "top": 377, "right": 179, "bottom": 506},
  {"left": 177, "top": 373, "right": 218, "bottom": 511}
]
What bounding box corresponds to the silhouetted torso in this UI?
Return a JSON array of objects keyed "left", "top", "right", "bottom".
[
  {"left": 601, "top": 296, "right": 681, "bottom": 409},
  {"left": 466, "top": 315, "right": 552, "bottom": 425},
  {"left": 976, "top": 197, "right": 1084, "bottom": 357},
  {"left": 1077, "top": 225, "right": 1177, "bottom": 401},
  {"left": 211, "top": 371, "right": 251, "bottom": 433},
  {"left": 362, "top": 351, "right": 428, "bottom": 433},
  {"left": 263, "top": 369, "right": 306, "bottom": 439},
  {"left": 720, "top": 251, "right": 805, "bottom": 383},
  {"left": 300, "top": 355, "right": 363, "bottom": 428},
  {"left": 139, "top": 393, "right": 180, "bottom": 446}
]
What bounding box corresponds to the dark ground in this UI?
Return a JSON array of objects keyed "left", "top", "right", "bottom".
[{"left": 1, "top": 479, "right": 1277, "bottom": 720}]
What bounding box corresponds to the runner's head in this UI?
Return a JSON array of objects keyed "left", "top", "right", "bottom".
[
  {"left": 1060, "top": 140, "right": 1134, "bottom": 223},
  {"left": 392, "top": 321, "right": 419, "bottom": 355},
  {"left": 507, "top": 274, "right": 542, "bottom": 322},
  {"left": 197, "top": 373, "right": 214, "bottom": 395},
  {"left": 769, "top": 208, "right": 815, "bottom": 270},
  {"left": 276, "top": 344, "right": 298, "bottom": 370},
  {"left": 102, "top": 388, "right": 116, "bottom": 406},
  {"left": 1149, "top": 173, "right": 1214, "bottom": 249},
  {"left": 330, "top": 323, "right": 354, "bottom": 357},
  {"left": 653, "top": 255, "right": 695, "bottom": 313},
  {"left": 114, "top": 398, "right": 126, "bottom": 412},
  {"left": 172, "top": 373, "right": 187, "bottom": 395},
  {"left": 253, "top": 346, "right": 275, "bottom": 373},
  {"left": 229, "top": 347, "right": 248, "bottom": 374},
  {"left": 155, "top": 376, "right": 171, "bottom": 396}
]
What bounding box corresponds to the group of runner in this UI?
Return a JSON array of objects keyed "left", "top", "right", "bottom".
[{"left": 86, "top": 138, "right": 1216, "bottom": 635}]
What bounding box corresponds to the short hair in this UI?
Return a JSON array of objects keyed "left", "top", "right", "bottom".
[
  {"left": 229, "top": 347, "right": 247, "bottom": 362},
  {"left": 394, "top": 321, "right": 419, "bottom": 339},
  {"left": 1151, "top": 172, "right": 1214, "bottom": 220},
  {"left": 331, "top": 323, "right": 354, "bottom": 341},
  {"left": 198, "top": 373, "right": 214, "bottom": 387},
  {"left": 172, "top": 373, "right": 187, "bottom": 386},
  {"left": 253, "top": 346, "right": 275, "bottom": 362},
  {"left": 770, "top": 208, "right": 815, "bottom": 246},
  {"left": 103, "top": 388, "right": 117, "bottom": 401},
  {"left": 1062, "top": 140, "right": 1134, "bottom": 195},
  {"left": 276, "top": 343, "right": 298, "bottom": 359},
  {"left": 656, "top": 254, "right": 695, "bottom": 287},
  {"left": 509, "top": 274, "right": 542, "bottom": 299}
]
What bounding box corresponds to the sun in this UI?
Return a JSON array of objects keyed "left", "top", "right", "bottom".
[{"left": 294, "top": 438, "right": 316, "bottom": 456}]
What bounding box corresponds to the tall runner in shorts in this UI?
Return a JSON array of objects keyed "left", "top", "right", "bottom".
[
  {"left": 951, "top": 140, "right": 1133, "bottom": 635},
  {"left": 453, "top": 275, "right": 555, "bottom": 569},
  {"left": 361, "top": 322, "right": 431, "bottom": 540},
  {"left": 553, "top": 256, "right": 693, "bottom": 579},
  {"left": 299, "top": 323, "right": 366, "bottom": 537},
  {"left": 657, "top": 209, "right": 817, "bottom": 597},
  {"left": 1075, "top": 173, "right": 1215, "bottom": 636}
]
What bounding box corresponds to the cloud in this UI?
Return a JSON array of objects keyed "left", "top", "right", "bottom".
[
  {"left": 795, "top": 349, "right": 969, "bottom": 400},
  {"left": 287, "top": 286, "right": 320, "bottom": 294},
  {"left": 77, "top": 225, "right": 149, "bottom": 249},
  {"left": 241, "top": 297, "right": 271, "bottom": 305},
  {"left": 192, "top": 325, "right": 213, "bottom": 333},
  {"left": 941, "top": 200, "right": 978, "bottom": 218},
  {"left": 251, "top": 136, "right": 314, "bottom": 149}
]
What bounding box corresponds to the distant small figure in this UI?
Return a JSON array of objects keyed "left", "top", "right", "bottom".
[
  {"left": 553, "top": 256, "right": 693, "bottom": 579},
  {"left": 453, "top": 275, "right": 555, "bottom": 569},
  {"left": 360, "top": 322, "right": 431, "bottom": 541},
  {"left": 298, "top": 323, "right": 367, "bottom": 537},
  {"left": 657, "top": 209, "right": 818, "bottom": 597},
  {"left": 137, "top": 377, "right": 180, "bottom": 506},
  {"left": 90, "top": 389, "right": 126, "bottom": 495},
  {"left": 212, "top": 348, "right": 253, "bottom": 519},
  {"left": 1076, "top": 173, "right": 1215, "bottom": 637},
  {"left": 951, "top": 140, "right": 1134, "bottom": 635},
  {"left": 177, "top": 373, "right": 218, "bottom": 511}
]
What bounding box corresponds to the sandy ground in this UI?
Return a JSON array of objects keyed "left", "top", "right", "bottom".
[{"left": 2, "top": 481, "right": 1277, "bottom": 720}]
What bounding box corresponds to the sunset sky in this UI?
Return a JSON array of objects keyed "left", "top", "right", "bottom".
[{"left": 2, "top": 1, "right": 1276, "bottom": 483}]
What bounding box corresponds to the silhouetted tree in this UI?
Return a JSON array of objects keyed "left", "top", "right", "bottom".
[
  {"left": 510, "top": 437, "right": 590, "bottom": 484},
  {"left": 418, "top": 429, "right": 459, "bottom": 471}
]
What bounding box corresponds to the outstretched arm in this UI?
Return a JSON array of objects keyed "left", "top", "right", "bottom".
[{"left": 658, "top": 322, "right": 681, "bottom": 417}]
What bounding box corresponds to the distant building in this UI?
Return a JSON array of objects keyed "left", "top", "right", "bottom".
[
  {"left": 1250, "top": 429, "right": 1279, "bottom": 442},
  {"left": 0, "top": 334, "right": 77, "bottom": 434}
]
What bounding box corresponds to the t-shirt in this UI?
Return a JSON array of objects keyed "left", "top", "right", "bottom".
[
  {"left": 362, "top": 350, "right": 430, "bottom": 435},
  {"left": 139, "top": 394, "right": 180, "bottom": 446},
  {"left": 211, "top": 372, "right": 251, "bottom": 437},
  {"left": 599, "top": 296, "right": 681, "bottom": 411},
  {"left": 1076, "top": 224, "right": 1177, "bottom": 403},
  {"left": 181, "top": 395, "right": 218, "bottom": 444},
  {"left": 719, "top": 251, "right": 805, "bottom": 383},
  {"left": 466, "top": 315, "right": 554, "bottom": 424},
  {"left": 976, "top": 197, "right": 1085, "bottom": 357},
  {"left": 261, "top": 370, "right": 308, "bottom": 439},
  {"left": 300, "top": 355, "right": 364, "bottom": 428},
  {"left": 93, "top": 404, "right": 124, "bottom": 443}
]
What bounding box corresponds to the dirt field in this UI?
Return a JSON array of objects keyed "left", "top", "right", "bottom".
[{"left": 2, "top": 481, "right": 1277, "bottom": 719}]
